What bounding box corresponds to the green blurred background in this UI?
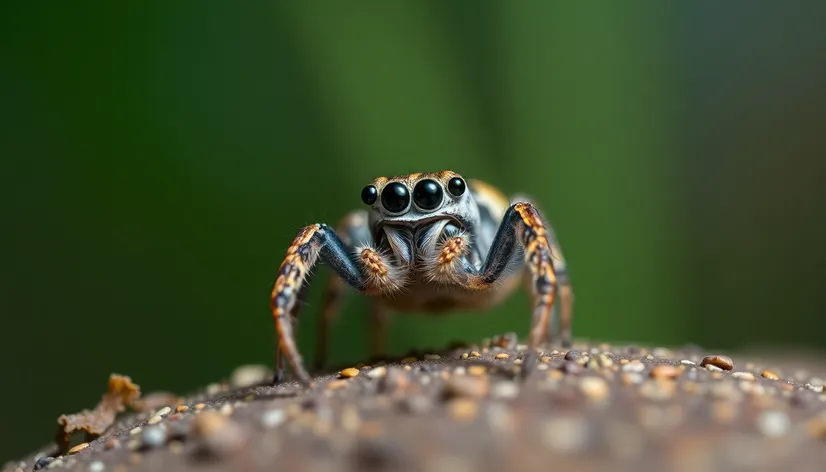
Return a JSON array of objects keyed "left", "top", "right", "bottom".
[{"left": 2, "top": 1, "right": 825, "bottom": 461}]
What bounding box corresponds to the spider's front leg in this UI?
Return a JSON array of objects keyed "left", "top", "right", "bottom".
[
  {"left": 466, "top": 202, "right": 573, "bottom": 375},
  {"left": 269, "top": 224, "right": 366, "bottom": 387},
  {"left": 313, "top": 210, "right": 392, "bottom": 372}
]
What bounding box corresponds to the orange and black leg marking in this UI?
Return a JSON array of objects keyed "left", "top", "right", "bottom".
[
  {"left": 468, "top": 202, "right": 572, "bottom": 378},
  {"left": 270, "top": 224, "right": 367, "bottom": 387}
]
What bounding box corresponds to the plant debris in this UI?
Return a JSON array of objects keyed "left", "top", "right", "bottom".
[{"left": 54, "top": 373, "right": 142, "bottom": 453}]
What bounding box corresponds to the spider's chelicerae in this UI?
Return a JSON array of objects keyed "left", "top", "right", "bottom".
[{"left": 270, "top": 170, "right": 573, "bottom": 386}]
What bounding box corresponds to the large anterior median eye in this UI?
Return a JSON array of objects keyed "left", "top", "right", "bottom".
[
  {"left": 380, "top": 182, "right": 410, "bottom": 213},
  {"left": 413, "top": 179, "right": 443, "bottom": 210}
]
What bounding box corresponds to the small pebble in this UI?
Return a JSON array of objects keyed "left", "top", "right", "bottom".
[
  {"left": 68, "top": 442, "right": 89, "bottom": 454},
  {"left": 561, "top": 361, "right": 583, "bottom": 375},
  {"left": 147, "top": 414, "right": 163, "bottom": 425},
  {"left": 650, "top": 364, "right": 682, "bottom": 379},
  {"left": 260, "top": 409, "right": 287, "bottom": 429},
  {"left": 401, "top": 357, "right": 418, "bottom": 364},
  {"left": 191, "top": 411, "right": 247, "bottom": 457},
  {"left": 175, "top": 405, "right": 189, "bottom": 413},
  {"left": 340, "top": 367, "right": 360, "bottom": 378},
  {"left": 579, "top": 377, "right": 610, "bottom": 402},
  {"left": 460, "top": 353, "right": 469, "bottom": 360},
  {"left": 194, "top": 403, "right": 206, "bottom": 410},
  {"left": 756, "top": 410, "right": 791, "bottom": 437},
  {"left": 155, "top": 406, "right": 172, "bottom": 417},
  {"left": 701, "top": 355, "right": 733, "bottom": 371},
  {"left": 494, "top": 353, "right": 509, "bottom": 360},
  {"left": 424, "top": 354, "right": 441, "bottom": 360},
  {"left": 46, "top": 459, "right": 63, "bottom": 469},
  {"left": 622, "top": 360, "right": 645, "bottom": 373},
  {"left": 621, "top": 372, "right": 645, "bottom": 385},
  {"left": 379, "top": 368, "right": 409, "bottom": 393},
  {"left": 327, "top": 379, "right": 349, "bottom": 390},
  {"left": 104, "top": 439, "right": 120, "bottom": 450},
  {"left": 469, "top": 351, "right": 481, "bottom": 358},
  {"left": 443, "top": 375, "right": 489, "bottom": 399},
  {"left": 33, "top": 457, "right": 53, "bottom": 470},
  {"left": 467, "top": 365, "right": 487, "bottom": 376},
  {"left": 680, "top": 359, "right": 696, "bottom": 366},
  {"left": 141, "top": 426, "right": 167, "bottom": 448},
  {"left": 640, "top": 380, "right": 677, "bottom": 401},
  {"left": 88, "top": 461, "right": 105, "bottom": 472},
  {"left": 129, "top": 426, "right": 142, "bottom": 435},
  {"left": 596, "top": 354, "right": 614, "bottom": 368},
  {"left": 367, "top": 366, "right": 387, "bottom": 379},
  {"left": 448, "top": 398, "right": 479, "bottom": 422},
  {"left": 805, "top": 383, "right": 824, "bottom": 392},
  {"left": 564, "top": 350, "right": 583, "bottom": 361},
  {"left": 731, "top": 371, "right": 755, "bottom": 381}
]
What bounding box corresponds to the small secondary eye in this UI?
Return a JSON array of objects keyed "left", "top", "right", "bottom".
[
  {"left": 447, "top": 177, "right": 466, "bottom": 197},
  {"left": 381, "top": 182, "right": 410, "bottom": 213},
  {"left": 413, "top": 179, "right": 443, "bottom": 211},
  {"left": 361, "top": 185, "right": 378, "bottom": 205}
]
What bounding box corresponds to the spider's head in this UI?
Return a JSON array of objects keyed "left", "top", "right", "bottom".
[{"left": 360, "top": 170, "right": 480, "bottom": 233}]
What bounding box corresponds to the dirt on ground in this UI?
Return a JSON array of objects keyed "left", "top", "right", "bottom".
[{"left": 5, "top": 334, "right": 826, "bottom": 472}]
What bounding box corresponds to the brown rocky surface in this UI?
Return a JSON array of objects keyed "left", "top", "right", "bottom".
[{"left": 5, "top": 334, "right": 826, "bottom": 472}]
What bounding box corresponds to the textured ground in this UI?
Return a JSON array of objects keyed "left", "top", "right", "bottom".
[{"left": 5, "top": 334, "right": 826, "bottom": 472}]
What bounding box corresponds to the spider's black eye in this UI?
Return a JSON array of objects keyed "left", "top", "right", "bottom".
[
  {"left": 413, "top": 179, "right": 443, "bottom": 211},
  {"left": 380, "top": 182, "right": 410, "bottom": 213},
  {"left": 447, "top": 177, "right": 466, "bottom": 197},
  {"left": 361, "top": 185, "right": 378, "bottom": 205}
]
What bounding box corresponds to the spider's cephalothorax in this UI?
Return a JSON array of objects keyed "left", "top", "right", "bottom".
[{"left": 270, "top": 170, "right": 573, "bottom": 386}]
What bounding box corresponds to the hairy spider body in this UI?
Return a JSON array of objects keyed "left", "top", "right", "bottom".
[{"left": 270, "top": 170, "right": 573, "bottom": 386}]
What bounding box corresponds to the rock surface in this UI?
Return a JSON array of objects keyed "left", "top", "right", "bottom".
[{"left": 6, "top": 334, "right": 826, "bottom": 472}]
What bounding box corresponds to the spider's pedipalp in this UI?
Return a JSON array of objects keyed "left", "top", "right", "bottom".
[
  {"left": 356, "top": 244, "right": 408, "bottom": 295},
  {"left": 421, "top": 231, "right": 472, "bottom": 286}
]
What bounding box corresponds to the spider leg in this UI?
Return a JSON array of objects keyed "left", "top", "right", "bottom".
[
  {"left": 314, "top": 211, "right": 373, "bottom": 372},
  {"left": 274, "top": 273, "right": 314, "bottom": 384},
  {"left": 270, "top": 224, "right": 366, "bottom": 387},
  {"left": 468, "top": 202, "right": 573, "bottom": 378}
]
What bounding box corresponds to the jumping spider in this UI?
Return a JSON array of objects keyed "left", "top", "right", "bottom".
[{"left": 270, "top": 170, "right": 573, "bottom": 386}]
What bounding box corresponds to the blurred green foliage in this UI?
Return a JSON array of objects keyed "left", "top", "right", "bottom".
[{"left": 2, "top": 1, "right": 825, "bottom": 462}]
